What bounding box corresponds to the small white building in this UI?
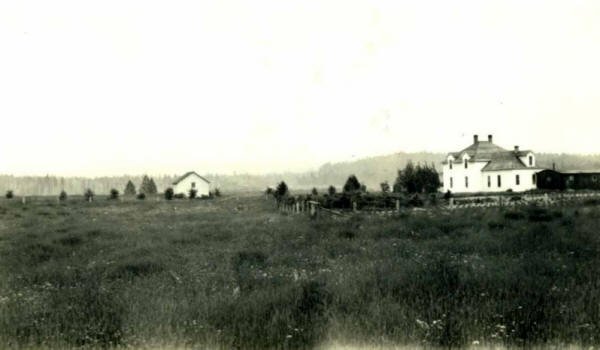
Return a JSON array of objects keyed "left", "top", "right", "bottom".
[
  {"left": 442, "top": 135, "right": 541, "bottom": 193},
  {"left": 172, "top": 171, "right": 210, "bottom": 197}
]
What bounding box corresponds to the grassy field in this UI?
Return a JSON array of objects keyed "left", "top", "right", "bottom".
[{"left": 1, "top": 194, "right": 600, "bottom": 349}]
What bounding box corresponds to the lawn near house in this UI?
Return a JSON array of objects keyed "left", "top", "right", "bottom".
[{"left": 1, "top": 194, "right": 600, "bottom": 349}]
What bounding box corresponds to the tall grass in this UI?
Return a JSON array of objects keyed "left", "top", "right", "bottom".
[{"left": 1, "top": 197, "right": 600, "bottom": 348}]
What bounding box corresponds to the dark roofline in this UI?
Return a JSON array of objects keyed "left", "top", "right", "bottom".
[
  {"left": 172, "top": 171, "right": 211, "bottom": 185},
  {"left": 559, "top": 170, "right": 600, "bottom": 175}
]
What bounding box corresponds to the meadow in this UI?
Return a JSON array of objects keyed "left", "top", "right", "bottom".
[{"left": 1, "top": 194, "right": 600, "bottom": 349}]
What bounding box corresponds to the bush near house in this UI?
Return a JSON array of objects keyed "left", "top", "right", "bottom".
[{"left": 164, "top": 187, "right": 174, "bottom": 200}]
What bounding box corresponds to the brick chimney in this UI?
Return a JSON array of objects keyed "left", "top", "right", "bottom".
[
  {"left": 488, "top": 134, "right": 493, "bottom": 143},
  {"left": 473, "top": 134, "right": 479, "bottom": 144}
]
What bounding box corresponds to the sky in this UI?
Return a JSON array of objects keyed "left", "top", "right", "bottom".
[{"left": 1, "top": 0, "right": 600, "bottom": 176}]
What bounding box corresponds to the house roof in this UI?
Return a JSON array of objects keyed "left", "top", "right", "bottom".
[
  {"left": 172, "top": 171, "right": 211, "bottom": 185},
  {"left": 480, "top": 153, "right": 528, "bottom": 171},
  {"left": 444, "top": 140, "right": 536, "bottom": 172},
  {"left": 559, "top": 170, "right": 600, "bottom": 175}
]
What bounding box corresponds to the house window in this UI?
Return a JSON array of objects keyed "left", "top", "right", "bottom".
[
  {"left": 532, "top": 174, "right": 537, "bottom": 184},
  {"left": 191, "top": 182, "right": 196, "bottom": 188},
  {"left": 464, "top": 159, "right": 468, "bottom": 169},
  {"left": 516, "top": 174, "right": 520, "bottom": 186},
  {"left": 465, "top": 176, "right": 468, "bottom": 188},
  {"left": 450, "top": 177, "right": 453, "bottom": 188},
  {"left": 497, "top": 175, "right": 502, "bottom": 187},
  {"left": 487, "top": 176, "right": 491, "bottom": 188},
  {"left": 529, "top": 156, "right": 533, "bottom": 166}
]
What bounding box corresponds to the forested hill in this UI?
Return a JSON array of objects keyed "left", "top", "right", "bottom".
[{"left": 2, "top": 152, "right": 600, "bottom": 196}]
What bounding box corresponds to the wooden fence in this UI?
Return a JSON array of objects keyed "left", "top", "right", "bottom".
[{"left": 278, "top": 192, "right": 600, "bottom": 216}]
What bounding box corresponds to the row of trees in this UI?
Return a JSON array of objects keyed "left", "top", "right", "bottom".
[{"left": 267, "top": 161, "right": 441, "bottom": 201}]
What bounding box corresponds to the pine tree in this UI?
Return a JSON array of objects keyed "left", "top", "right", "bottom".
[
  {"left": 274, "top": 181, "right": 289, "bottom": 202},
  {"left": 327, "top": 185, "right": 336, "bottom": 196},
  {"left": 139, "top": 175, "right": 151, "bottom": 194},
  {"left": 343, "top": 175, "right": 361, "bottom": 193},
  {"left": 148, "top": 178, "right": 158, "bottom": 194},
  {"left": 124, "top": 180, "right": 136, "bottom": 196},
  {"left": 139, "top": 175, "right": 157, "bottom": 194}
]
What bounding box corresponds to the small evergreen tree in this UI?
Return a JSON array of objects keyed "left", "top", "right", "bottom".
[
  {"left": 59, "top": 190, "right": 67, "bottom": 201},
  {"left": 274, "top": 181, "right": 289, "bottom": 202},
  {"left": 265, "top": 187, "right": 274, "bottom": 196},
  {"left": 139, "top": 175, "right": 157, "bottom": 195},
  {"left": 343, "top": 175, "right": 361, "bottom": 193},
  {"left": 214, "top": 188, "right": 221, "bottom": 197},
  {"left": 109, "top": 188, "right": 119, "bottom": 200},
  {"left": 124, "top": 180, "right": 136, "bottom": 196},
  {"left": 5, "top": 190, "right": 14, "bottom": 199},
  {"left": 164, "top": 187, "right": 174, "bottom": 200},
  {"left": 148, "top": 178, "right": 158, "bottom": 194},
  {"left": 327, "top": 185, "right": 336, "bottom": 196},
  {"left": 311, "top": 187, "right": 318, "bottom": 196}
]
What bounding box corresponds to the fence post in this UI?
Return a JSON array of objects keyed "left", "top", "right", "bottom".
[
  {"left": 22, "top": 196, "right": 26, "bottom": 204},
  {"left": 449, "top": 198, "right": 454, "bottom": 208},
  {"left": 396, "top": 199, "right": 400, "bottom": 213},
  {"left": 352, "top": 201, "right": 357, "bottom": 212}
]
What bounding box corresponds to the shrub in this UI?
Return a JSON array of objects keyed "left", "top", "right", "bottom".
[
  {"left": 189, "top": 188, "right": 197, "bottom": 199},
  {"left": 327, "top": 185, "right": 336, "bottom": 196},
  {"left": 5, "top": 190, "right": 14, "bottom": 199},
  {"left": 443, "top": 190, "right": 452, "bottom": 201},
  {"left": 136, "top": 193, "right": 146, "bottom": 200},
  {"left": 84, "top": 189, "right": 94, "bottom": 202},
  {"left": 58, "top": 190, "right": 67, "bottom": 201},
  {"left": 408, "top": 194, "right": 424, "bottom": 207},
  {"left": 380, "top": 181, "right": 390, "bottom": 193},
  {"left": 311, "top": 187, "right": 318, "bottom": 196},
  {"left": 214, "top": 188, "right": 221, "bottom": 197},
  {"left": 109, "top": 188, "right": 119, "bottom": 200},
  {"left": 164, "top": 187, "right": 174, "bottom": 200}
]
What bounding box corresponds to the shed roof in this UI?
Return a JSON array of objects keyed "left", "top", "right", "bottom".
[{"left": 173, "top": 171, "right": 211, "bottom": 185}]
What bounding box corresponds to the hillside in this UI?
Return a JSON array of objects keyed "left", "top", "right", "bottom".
[{"left": 3, "top": 152, "right": 600, "bottom": 196}]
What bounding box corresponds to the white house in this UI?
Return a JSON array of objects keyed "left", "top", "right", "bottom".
[
  {"left": 442, "top": 135, "right": 541, "bottom": 193},
  {"left": 172, "top": 171, "right": 210, "bottom": 197}
]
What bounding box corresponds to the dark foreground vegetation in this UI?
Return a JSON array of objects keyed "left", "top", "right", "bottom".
[{"left": 1, "top": 195, "right": 600, "bottom": 348}]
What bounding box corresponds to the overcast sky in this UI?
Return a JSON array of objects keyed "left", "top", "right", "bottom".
[{"left": 1, "top": 0, "right": 600, "bottom": 176}]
